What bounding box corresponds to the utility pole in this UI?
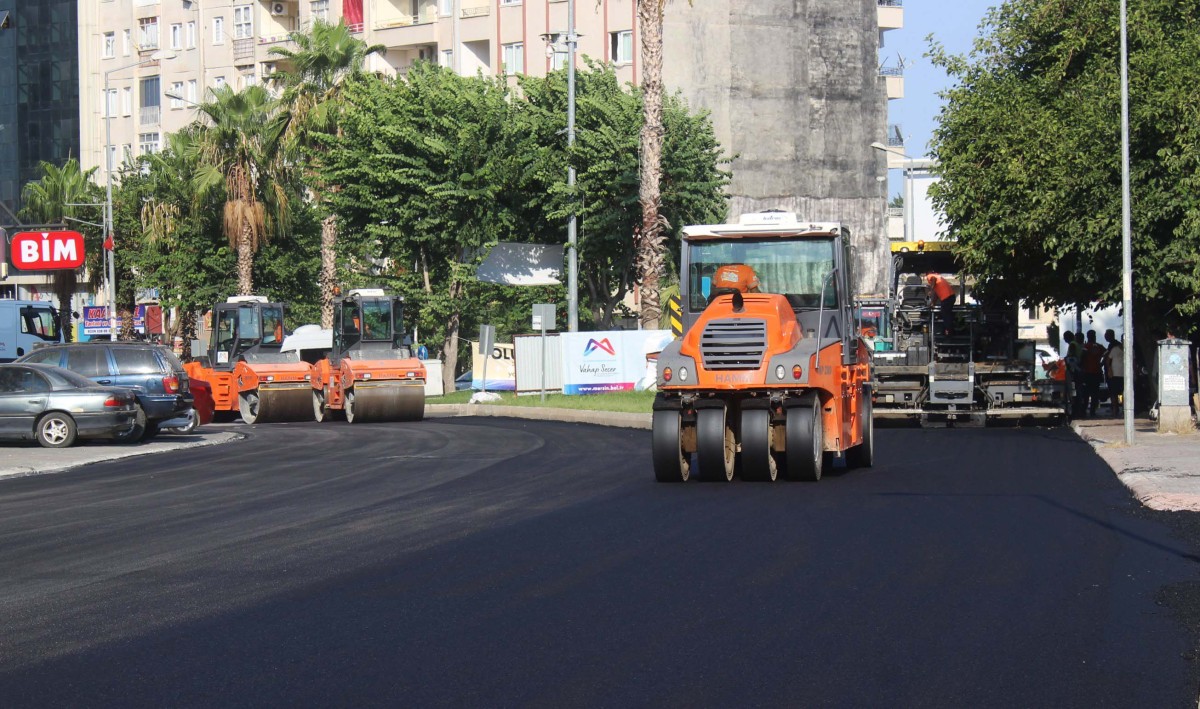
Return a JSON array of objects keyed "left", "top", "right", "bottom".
[{"left": 566, "top": 0, "right": 578, "bottom": 332}]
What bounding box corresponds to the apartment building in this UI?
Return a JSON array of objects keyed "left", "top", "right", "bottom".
[{"left": 76, "top": 0, "right": 902, "bottom": 295}]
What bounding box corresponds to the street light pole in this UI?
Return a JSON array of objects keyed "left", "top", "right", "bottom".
[
  {"left": 1120, "top": 0, "right": 1135, "bottom": 444},
  {"left": 566, "top": 0, "right": 578, "bottom": 332}
]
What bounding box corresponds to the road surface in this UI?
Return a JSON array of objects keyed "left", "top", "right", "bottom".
[{"left": 0, "top": 418, "right": 1197, "bottom": 707}]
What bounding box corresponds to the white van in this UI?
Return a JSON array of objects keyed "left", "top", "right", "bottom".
[{"left": 0, "top": 300, "right": 63, "bottom": 362}]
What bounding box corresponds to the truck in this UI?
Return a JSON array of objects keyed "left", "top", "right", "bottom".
[
  {"left": 652, "top": 211, "right": 873, "bottom": 482},
  {"left": 0, "top": 300, "right": 63, "bottom": 361},
  {"left": 864, "top": 240, "right": 1067, "bottom": 426},
  {"left": 310, "top": 289, "right": 426, "bottom": 423},
  {"left": 184, "top": 296, "right": 315, "bottom": 424}
]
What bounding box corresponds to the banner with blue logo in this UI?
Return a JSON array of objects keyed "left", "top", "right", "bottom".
[{"left": 560, "top": 330, "right": 672, "bottom": 395}]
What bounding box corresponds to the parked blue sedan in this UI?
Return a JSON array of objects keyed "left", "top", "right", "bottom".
[{"left": 0, "top": 364, "right": 138, "bottom": 448}]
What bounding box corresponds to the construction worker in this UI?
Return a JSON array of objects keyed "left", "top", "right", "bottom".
[
  {"left": 925, "top": 272, "right": 955, "bottom": 335},
  {"left": 713, "top": 263, "right": 761, "bottom": 293}
]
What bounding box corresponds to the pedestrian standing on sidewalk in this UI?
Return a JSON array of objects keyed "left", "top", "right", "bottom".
[
  {"left": 1104, "top": 329, "right": 1125, "bottom": 417},
  {"left": 1080, "top": 330, "right": 1106, "bottom": 417},
  {"left": 1063, "top": 330, "right": 1080, "bottom": 417}
]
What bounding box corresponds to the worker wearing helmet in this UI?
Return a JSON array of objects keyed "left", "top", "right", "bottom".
[
  {"left": 925, "top": 272, "right": 955, "bottom": 336},
  {"left": 713, "top": 264, "right": 761, "bottom": 294}
]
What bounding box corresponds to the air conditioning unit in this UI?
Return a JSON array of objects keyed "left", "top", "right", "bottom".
[{"left": 270, "top": 2, "right": 288, "bottom": 16}]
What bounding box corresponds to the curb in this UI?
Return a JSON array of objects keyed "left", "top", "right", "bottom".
[
  {"left": 0, "top": 431, "right": 245, "bottom": 481},
  {"left": 1072, "top": 421, "right": 1200, "bottom": 513},
  {"left": 425, "top": 404, "right": 652, "bottom": 430}
]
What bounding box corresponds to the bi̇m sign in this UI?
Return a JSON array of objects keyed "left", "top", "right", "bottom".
[{"left": 10, "top": 231, "right": 86, "bottom": 270}]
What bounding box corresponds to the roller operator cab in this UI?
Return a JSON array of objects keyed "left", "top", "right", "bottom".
[
  {"left": 653, "top": 211, "right": 873, "bottom": 483},
  {"left": 183, "top": 296, "right": 315, "bottom": 424},
  {"left": 310, "top": 289, "right": 426, "bottom": 424}
]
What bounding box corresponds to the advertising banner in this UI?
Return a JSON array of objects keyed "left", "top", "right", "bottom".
[
  {"left": 560, "top": 330, "right": 673, "bottom": 395},
  {"left": 82, "top": 305, "right": 147, "bottom": 337},
  {"left": 471, "top": 341, "right": 516, "bottom": 391}
]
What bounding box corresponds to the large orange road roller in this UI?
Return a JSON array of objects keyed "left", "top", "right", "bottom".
[
  {"left": 184, "top": 297, "right": 315, "bottom": 424},
  {"left": 311, "top": 289, "right": 426, "bottom": 423},
  {"left": 652, "top": 211, "right": 873, "bottom": 482}
]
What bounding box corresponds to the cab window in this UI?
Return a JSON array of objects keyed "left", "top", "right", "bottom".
[{"left": 20, "top": 307, "right": 59, "bottom": 341}]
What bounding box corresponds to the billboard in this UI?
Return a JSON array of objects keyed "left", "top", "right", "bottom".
[
  {"left": 471, "top": 341, "right": 516, "bottom": 391},
  {"left": 82, "top": 305, "right": 148, "bottom": 337},
  {"left": 560, "top": 330, "right": 672, "bottom": 395}
]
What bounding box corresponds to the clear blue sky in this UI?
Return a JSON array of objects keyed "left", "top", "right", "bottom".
[{"left": 881, "top": 0, "right": 999, "bottom": 193}]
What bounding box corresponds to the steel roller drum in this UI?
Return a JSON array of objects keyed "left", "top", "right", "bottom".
[
  {"left": 345, "top": 381, "right": 425, "bottom": 423},
  {"left": 240, "top": 384, "right": 316, "bottom": 424}
]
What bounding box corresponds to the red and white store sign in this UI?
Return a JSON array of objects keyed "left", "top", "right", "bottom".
[{"left": 10, "top": 231, "right": 86, "bottom": 270}]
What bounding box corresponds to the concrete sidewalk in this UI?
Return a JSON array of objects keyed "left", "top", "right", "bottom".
[
  {"left": 1073, "top": 416, "right": 1200, "bottom": 512},
  {"left": 0, "top": 429, "right": 243, "bottom": 481}
]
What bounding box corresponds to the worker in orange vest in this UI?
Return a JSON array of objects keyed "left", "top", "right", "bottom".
[
  {"left": 925, "top": 273, "right": 955, "bottom": 336},
  {"left": 713, "top": 264, "right": 761, "bottom": 294}
]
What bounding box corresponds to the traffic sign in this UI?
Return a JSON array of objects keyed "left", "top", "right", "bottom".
[{"left": 10, "top": 230, "right": 85, "bottom": 271}]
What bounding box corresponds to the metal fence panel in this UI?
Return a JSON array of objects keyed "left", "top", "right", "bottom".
[{"left": 514, "top": 333, "right": 562, "bottom": 394}]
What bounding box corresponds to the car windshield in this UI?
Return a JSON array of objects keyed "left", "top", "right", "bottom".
[
  {"left": 687, "top": 237, "right": 837, "bottom": 311},
  {"left": 38, "top": 366, "right": 101, "bottom": 390}
]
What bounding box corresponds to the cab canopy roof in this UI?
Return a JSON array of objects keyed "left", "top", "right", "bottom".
[
  {"left": 347, "top": 288, "right": 387, "bottom": 298},
  {"left": 226, "top": 295, "right": 270, "bottom": 304},
  {"left": 682, "top": 211, "right": 844, "bottom": 241}
]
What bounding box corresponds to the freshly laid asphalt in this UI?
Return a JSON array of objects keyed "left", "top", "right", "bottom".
[{"left": 0, "top": 414, "right": 1198, "bottom": 707}]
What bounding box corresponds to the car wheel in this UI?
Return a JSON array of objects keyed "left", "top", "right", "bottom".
[
  {"left": 113, "top": 405, "right": 147, "bottom": 444},
  {"left": 167, "top": 409, "right": 199, "bottom": 434},
  {"left": 37, "top": 412, "right": 78, "bottom": 448}
]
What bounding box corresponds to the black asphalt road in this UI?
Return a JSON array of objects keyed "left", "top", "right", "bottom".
[{"left": 0, "top": 418, "right": 1198, "bottom": 707}]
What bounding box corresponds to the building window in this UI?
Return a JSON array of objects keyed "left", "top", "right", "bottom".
[
  {"left": 170, "top": 23, "right": 182, "bottom": 50},
  {"left": 138, "top": 17, "right": 159, "bottom": 50},
  {"left": 551, "top": 48, "right": 567, "bottom": 71},
  {"left": 439, "top": 49, "right": 453, "bottom": 68},
  {"left": 187, "top": 79, "right": 198, "bottom": 103},
  {"left": 311, "top": 0, "right": 329, "bottom": 22},
  {"left": 438, "top": 0, "right": 451, "bottom": 16},
  {"left": 170, "top": 82, "right": 185, "bottom": 108},
  {"left": 140, "top": 76, "right": 161, "bottom": 127},
  {"left": 241, "top": 72, "right": 258, "bottom": 87},
  {"left": 138, "top": 132, "right": 161, "bottom": 155},
  {"left": 502, "top": 42, "right": 523, "bottom": 74},
  {"left": 214, "top": 76, "right": 226, "bottom": 89},
  {"left": 213, "top": 17, "right": 225, "bottom": 45},
  {"left": 186, "top": 21, "right": 197, "bottom": 48},
  {"left": 122, "top": 145, "right": 133, "bottom": 163},
  {"left": 610, "top": 30, "right": 632, "bottom": 64},
  {"left": 234, "top": 6, "right": 253, "bottom": 40},
  {"left": 500, "top": 0, "right": 520, "bottom": 5},
  {"left": 102, "top": 32, "right": 116, "bottom": 59},
  {"left": 122, "top": 29, "right": 132, "bottom": 56},
  {"left": 102, "top": 89, "right": 118, "bottom": 118},
  {"left": 122, "top": 87, "right": 133, "bottom": 116}
]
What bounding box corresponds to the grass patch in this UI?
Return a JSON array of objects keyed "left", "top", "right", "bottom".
[{"left": 427, "top": 389, "right": 654, "bottom": 413}]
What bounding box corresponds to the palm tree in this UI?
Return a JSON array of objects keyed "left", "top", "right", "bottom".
[
  {"left": 190, "top": 84, "right": 291, "bottom": 295},
  {"left": 270, "top": 19, "right": 384, "bottom": 328},
  {"left": 19, "top": 159, "right": 102, "bottom": 341},
  {"left": 637, "top": 0, "right": 669, "bottom": 329}
]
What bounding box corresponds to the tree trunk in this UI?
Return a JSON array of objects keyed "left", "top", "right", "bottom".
[
  {"left": 440, "top": 278, "right": 463, "bottom": 394},
  {"left": 637, "top": 0, "right": 667, "bottom": 330},
  {"left": 320, "top": 213, "right": 337, "bottom": 329},
  {"left": 237, "top": 220, "right": 255, "bottom": 296},
  {"left": 53, "top": 272, "right": 75, "bottom": 343}
]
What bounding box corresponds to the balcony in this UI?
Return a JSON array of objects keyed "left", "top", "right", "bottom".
[
  {"left": 879, "top": 64, "right": 904, "bottom": 100},
  {"left": 233, "top": 37, "right": 255, "bottom": 61},
  {"left": 878, "top": 0, "right": 903, "bottom": 31},
  {"left": 372, "top": 2, "right": 440, "bottom": 48},
  {"left": 461, "top": 1, "right": 490, "bottom": 17}
]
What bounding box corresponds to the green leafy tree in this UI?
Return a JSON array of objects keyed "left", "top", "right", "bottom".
[
  {"left": 517, "top": 62, "right": 728, "bottom": 328},
  {"left": 928, "top": 0, "right": 1200, "bottom": 346},
  {"left": 189, "top": 84, "right": 292, "bottom": 296},
  {"left": 318, "top": 65, "right": 522, "bottom": 391},
  {"left": 270, "top": 19, "right": 385, "bottom": 328},
  {"left": 19, "top": 159, "right": 104, "bottom": 341}
]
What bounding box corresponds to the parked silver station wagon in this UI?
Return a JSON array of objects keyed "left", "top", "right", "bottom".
[{"left": 0, "top": 363, "right": 138, "bottom": 448}]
